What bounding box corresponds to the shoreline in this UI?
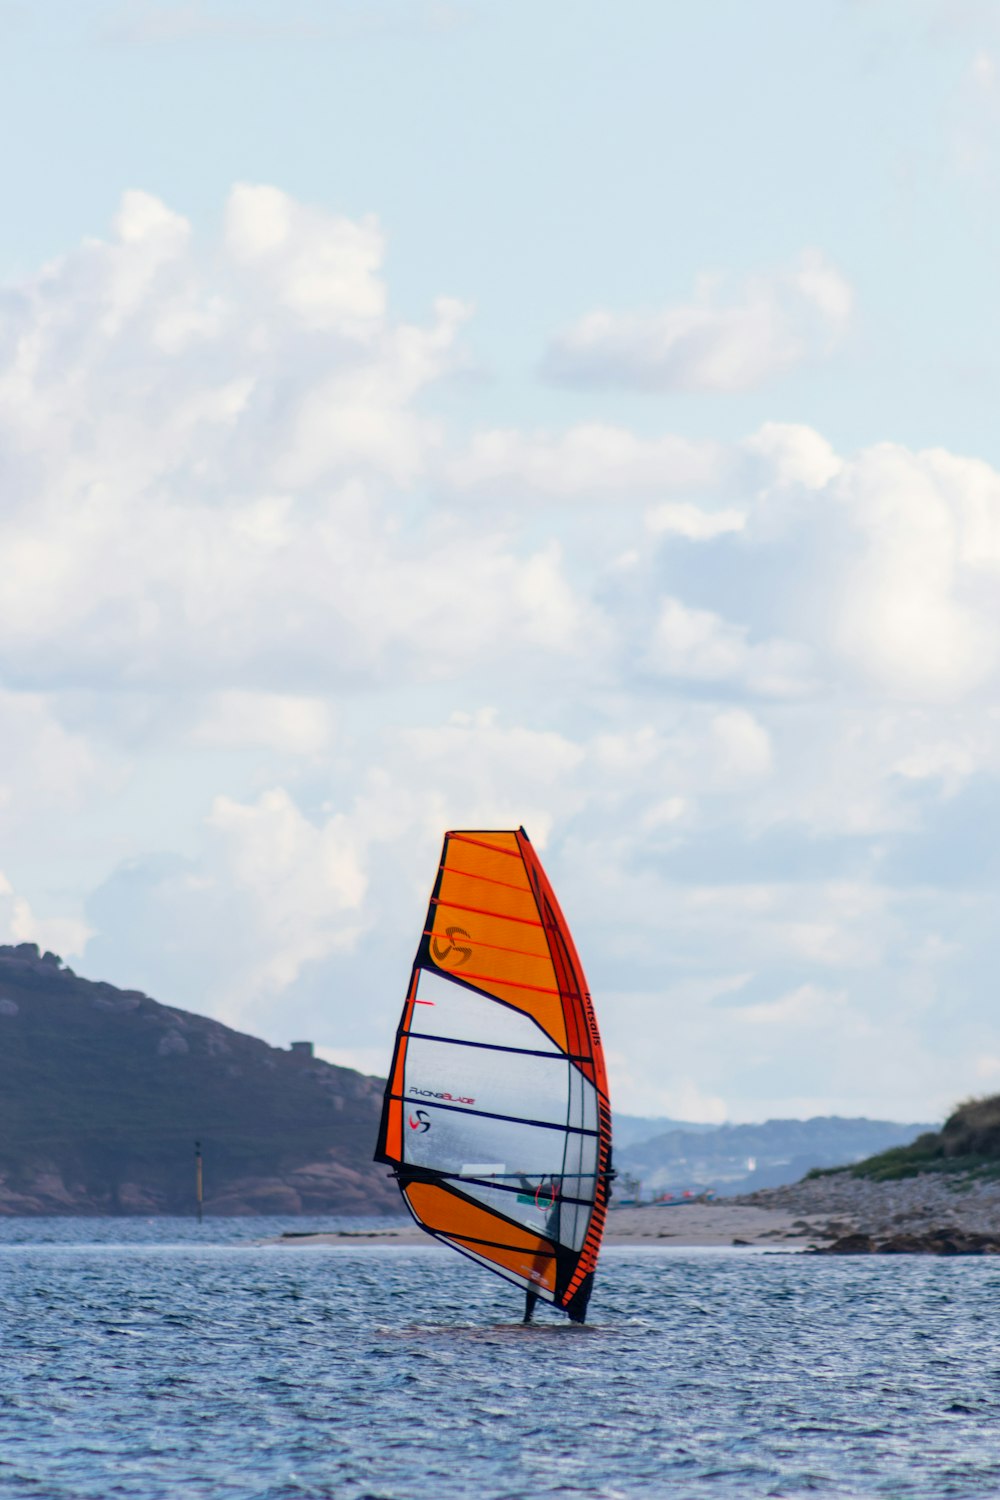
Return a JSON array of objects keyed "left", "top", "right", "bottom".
[
  {"left": 267, "top": 1172, "right": 1000, "bottom": 1252},
  {"left": 4, "top": 1170, "right": 998, "bottom": 1254},
  {"left": 268, "top": 1202, "right": 834, "bottom": 1250}
]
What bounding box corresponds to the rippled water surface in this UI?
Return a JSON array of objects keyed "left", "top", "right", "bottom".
[{"left": 3, "top": 1218, "right": 1000, "bottom": 1499}]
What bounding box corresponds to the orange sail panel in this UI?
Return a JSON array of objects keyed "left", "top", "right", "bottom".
[{"left": 374, "top": 827, "right": 613, "bottom": 1322}]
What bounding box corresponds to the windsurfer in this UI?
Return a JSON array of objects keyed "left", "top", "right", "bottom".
[
  {"left": 518, "top": 1173, "right": 560, "bottom": 1323},
  {"left": 374, "top": 827, "right": 612, "bottom": 1324}
]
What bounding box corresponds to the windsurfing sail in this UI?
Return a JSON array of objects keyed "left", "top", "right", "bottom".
[{"left": 374, "top": 827, "right": 612, "bottom": 1322}]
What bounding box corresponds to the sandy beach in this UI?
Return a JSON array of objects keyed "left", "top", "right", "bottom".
[{"left": 270, "top": 1201, "right": 833, "bottom": 1250}]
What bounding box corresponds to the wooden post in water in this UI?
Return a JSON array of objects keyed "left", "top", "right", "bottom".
[{"left": 195, "top": 1139, "right": 203, "bottom": 1223}]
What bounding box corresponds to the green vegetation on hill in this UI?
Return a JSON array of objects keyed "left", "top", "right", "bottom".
[
  {"left": 809, "top": 1096, "right": 1000, "bottom": 1184},
  {"left": 0, "top": 943, "right": 397, "bottom": 1215}
]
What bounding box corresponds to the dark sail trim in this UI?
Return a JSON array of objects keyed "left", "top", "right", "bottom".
[
  {"left": 438, "top": 1230, "right": 558, "bottom": 1259},
  {"left": 374, "top": 962, "right": 419, "bottom": 1164},
  {"left": 401, "top": 1029, "right": 591, "bottom": 1064}
]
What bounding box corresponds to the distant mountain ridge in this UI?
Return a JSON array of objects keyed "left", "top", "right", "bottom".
[
  {"left": 615, "top": 1115, "right": 938, "bottom": 1197},
  {"left": 612, "top": 1113, "right": 720, "bottom": 1149},
  {"left": 0, "top": 943, "right": 398, "bottom": 1216}
]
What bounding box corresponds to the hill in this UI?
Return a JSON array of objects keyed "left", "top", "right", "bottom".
[
  {"left": 616, "top": 1115, "right": 937, "bottom": 1197},
  {"left": 0, "top": 943, "right": 398, "bottom": 1216},
  {"left": 814, "top": 1095, "right": 1000, "bottom": 1183}
]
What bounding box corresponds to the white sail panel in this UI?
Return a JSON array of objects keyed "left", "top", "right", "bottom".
[
  {"left": 410, "top": 968, "right": 561, "bottom": 1053},
  {"left": 401, "top": 1022, "right": 599, "bottom": 1252}
]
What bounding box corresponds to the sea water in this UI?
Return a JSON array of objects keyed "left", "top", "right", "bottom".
[{"left": 2, "top": 1218, "right": 1000, "bottom": 1499}]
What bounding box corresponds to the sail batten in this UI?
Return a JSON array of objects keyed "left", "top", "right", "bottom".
[
  {"left": 402, "top": 1031, "right": 595, "bottom": 1063},
  {"left": 429, "top": 897, "right": 546, "bottom": 929},
  {"left": 375, "top": 827, "right": 612, "bottom": 1322},
  {"left": 447, "top": 833, "right": 523, "bottom": 858},
  {"left": 442, "top": 866, "right": 536, "bottom": 893},
  {"left": 390, "top": 1093, "right": 600, "bottom": 1135},
  {"left": 430, "top": 970, "right": 568, "bottom": 999},
  {"left": 421, "top": 931, "right": 554, "bottom": 962}
]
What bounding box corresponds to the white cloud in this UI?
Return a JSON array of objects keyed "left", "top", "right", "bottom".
[
  {"left": 734, "top": 982, "right": 851, "bottom": 1028},
  {"left": 639, "top": 795, "right": 689, "bottom": 831},
  {"left": 445, "top": 422, "right": 725, "bottom": 501},
  {"left": 0, "top": 691, "right": 108, "bottom": 834},
  {"left": 646, "top": 502, "right": 745, "bottom": 540},
  {"left": 0, "top": 873, "right": 91, "bottom": 959},
  {"left": 587, "top": 713, "right": 771, "bottom": 806},
  {"left": 206, "top": 786, "right": 368, "bottom": 988},
  {"left": 225, "top": 183, "right": 387, "bottom": 333},
  {"left": 653, "top": 430, "right": 1000, "bottom": 708},
  {"left": 710, "top": 709, "right": 773, "bottom": 777},
  {"left": 604, "top": 1044, "right": 729, "bottom": 1123},
  {"left": 742, "top": 420, "right": 842, "bottom": 492},
  {"left": 828, "top": 445, "right": 1000, "bottom": 700},
  {"left": 953, "top": 47, "right": 1000, "bottom": 177},
  {"left": 680, "top": 881, "right": 891, "bottom": 969},
  {"left": 893, "top": 737, "right": 980, "bottom": 791},
  {"left": 190, "top": 691, "right": 337, "bottom": 756},
  {"left": 646, "top": 598, "right": 746, "bottom": 681},
  {"left": 0, "top": 188, "right": 588, "bottom": 695},
  {"left": 971, "top": 50, "right": 997, "bottom": 90},
  {"left": 543, "top": 252, "right": 853, "bottom": 392},
  {"left": 644, "top": 597, "right": 814, "bottom": 698},
  {"left": 397, "top": 711, "right": 587, "bottom": 842}
]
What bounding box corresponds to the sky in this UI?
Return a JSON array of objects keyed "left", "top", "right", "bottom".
[{"left": 2, "top": 0, "right": 1000, "bottom": 1123}]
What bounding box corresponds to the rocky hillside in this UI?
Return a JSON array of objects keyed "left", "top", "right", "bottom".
[{"left": 0, "top": 943, "right": 398, "bottom": 1216}]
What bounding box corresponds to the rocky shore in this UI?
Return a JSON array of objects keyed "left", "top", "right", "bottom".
[
  {"left": 0, "top": 1159, "right": 391, "bottom": 1217},
  {"left": 734, "top": 1170, "right": 1000, "bottom": 1253}
]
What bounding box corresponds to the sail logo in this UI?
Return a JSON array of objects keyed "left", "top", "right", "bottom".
[
  {"left": 408, "top": 1110, "right": 431, "bottom": 1133},
  {"left": 431, "top": 925, "right": 472, "bottom": 966},
  {"left": 410, "top": 1087, "right": 476, "bottom": 1105}
]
